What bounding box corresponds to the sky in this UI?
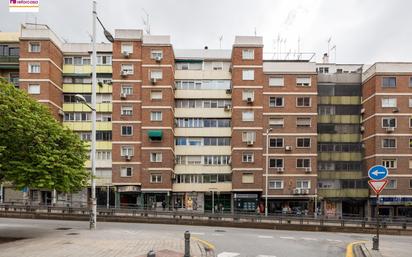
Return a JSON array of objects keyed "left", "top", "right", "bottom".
[{"left": 1, "top": 0, "right": 411, "bottom": 64}]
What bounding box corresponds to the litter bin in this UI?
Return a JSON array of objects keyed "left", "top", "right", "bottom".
[{"left": 372, "top": 236, "right": 379, "bottom": 250}]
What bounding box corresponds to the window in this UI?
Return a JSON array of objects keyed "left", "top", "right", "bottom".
[
  {"left": 121, "top": 106, "right": 133, "bottom": 116},
  {"left": 242, "top": 111, "right": 254, "bottom": 122},
  {"left": 296, "top": 117, "right": 311, "bottom": 127},
  {"left": 151, "top": 50, "right": 163, "bottom": 60},
  {"left": 120, "top": 167, "right": 133, "bottom": 177},
  {"left": 97, "top": 55, "right": 112, "bottom": 65},
  {"left": 382, "top": 159, "right": 396, "bottom": 169},
  {"left": 121, "top": 43, "right": 133, "bottom": 54},
  {"left": 409, "top": 98, "right": 412, "bottom": 108},
  {"left": 386, "top": 179, "right": 397, "bottom": 189},
  {"left": 212, "top": 62, "right": 223, "bottom": 70},
  {"left": 28, "top": 63, "right": 40, "bottom": 73},
  {"left": 121, "top": 146, "right": 134, "bottom": 156},
  {"left": 269, "top": 117, "right": 284, "bottom": 127},
  {"left": 151, "top": 90, "right": 163, "bottom": 100},
  {"left": 121, "top": 64, "right": 133, "bottom": 74},
  {"left": 410, "top": 138, "right": 412, "bottom": 148},
  {"left": 382, "top": 77, "right": 396, "bottom": 88},
  {"left": 296, "top": 180, "right": 311, "bottom": 189},
  {"left": 29, "top": 42, "right": 40, "bottom": 52},
  {"left": 381, "top": 98, "right": 397, "bottom": 108},
  {"left": 297, "top": 158, "right": 311, "bottom": 168},
  {"left": 382, "top": 138, "right": 396, "bottom": 148},
  {"left": 176, "top": 62, "right": 202, "bottom": 70},
  {"left": 410, "top": 118, "right": 412, "bottom": 128},
  {"left": 242, "top": 90, "right": 254, "bottom": 101},
  {"left": 150, "top": 70, "right": 163, "bottom": 80},
  {"left": 242, "top": 173, "right": 254, "bottom": 183},
  {"left": 382, "top": 117, "right": 396, "bottom": 128},
  {"left": 121, "top": 85, "right": 133, "bottom": 95},
  {"left": 297, "top": 97, "right": 311, "bottom": 107},
  {"left": 73, "top": 57, "right": 82, "bottom": 65},
  {"left": 242, "top": 131, "right": 256, "bottom": 142},
  {"left": 150, "top": 111, "right": 162, "bottom": 121},
  {"left": 121, "top": 125, "right": 133, "bottom": 136},
  {"left": 242, "top": 69, "right": 254, "bottom": 80},
  {"left": 296, "top": 77, "right": 311, "bottom": 87},
  {"left": 269, "top": 77, "right": 284, "bottom": 87},
  {"left": 150, "top": 152, "right": 162, "bottom": 162},
  {"left": 410, "top": 179, "right": 412, "bottom": 188},
  {"left": 269, "top": 158, "right": 284, "bottom": 168},
  {"left": 297, "top": 138, "right": 311, "bottom": 148},
  {"left": 28, "top": 84, "right": 40, "bottom": 94},
  {"left": 242, "top": 152, "right": 254, "bottom": 163},
  {"left": 269, "top": 96, "right": 284, "bottom": 107},
  {"left": 409, "top": 159, "right": 412, "bottom": 169},
  {"left": 268, "top": 180, "right": 283, "bottom": 189},
  {"left": 269, "top": 138, "right": 284, "bottom": 148},
  {"left": 150, "top": 174, "right": 162, "bottom": 183},
  {"left": 242, "top": 49, "right": 254, "bottom": 60}
]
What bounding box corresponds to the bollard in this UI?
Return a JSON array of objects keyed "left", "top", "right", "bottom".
[
  {"left": 184, "top": 231, "right": 190, "bottom": 257},
  {"left": 147, "top": 250, "right": 156, "bottom": 257},
  {"left": 372, "top": 236, "right": 379, "bottom": 251}
]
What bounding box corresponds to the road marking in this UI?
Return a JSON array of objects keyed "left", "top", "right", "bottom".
[
  {"left": 346, "top": 241, "right": 367, "bottom": 257},
  {"left": 256, "top": 255, "right": 277, "bottom": 257},
  {"left": 258, "top": 235, "right": 274, "bottom": 239},
  {"left": 191, "top": 232, "right": 205, "bottom": 235},
  {"left": 192, "top": 237, "right": 215, "bottom": 251},
  {"left": 301, "top": 237, "right": 318, "bottom": 241},
  {"left": 279, "top": 236, "right": 296, "bottom": 240},
  {"left": 212, "top": 233, "right": 224, "bottom": 236},
  {"left": 217, "top": 252, "right": 240, "bottom": 257},
  {"left": 327, "top": 239, "right": 343, "bottom": 243}
]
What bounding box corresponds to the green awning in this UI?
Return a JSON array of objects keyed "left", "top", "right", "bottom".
[
  {"left": 0, "top": 65, "right": 19, "bottom": 69},
  {"left": 148, "top": 130, "right": 163, "bottom": 140},
  {"left": 175, "top": 59, "right": 203, "bottom": 63}
]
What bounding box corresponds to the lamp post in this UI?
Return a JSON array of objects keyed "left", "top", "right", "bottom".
[{"left": 264, "top": 127, "right": 272, "bottom": 216}]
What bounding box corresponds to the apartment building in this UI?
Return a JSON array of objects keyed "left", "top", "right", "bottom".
[
  {"left": 317, "top": 63, "right": 368, "bottom": 218},
  {"left": 1, "top": 23, "right": 412, "bottom": 217},
  {"left": 362, "top": 63, "right": 412, "bottom": 218}
]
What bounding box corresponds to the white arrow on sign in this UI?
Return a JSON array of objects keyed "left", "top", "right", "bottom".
[
  {"left": 372, "top": 170, "right": 386, "bottom": 176},
  {"left": 368, "top": 179, "right": 388, "bottom": 194}
]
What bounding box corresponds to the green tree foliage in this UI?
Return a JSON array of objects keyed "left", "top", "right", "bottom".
[{"left": 0, "top": 79, "right": 89, "bottom": 192}]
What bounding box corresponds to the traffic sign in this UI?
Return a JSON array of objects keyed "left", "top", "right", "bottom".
[
  {"left": 368, "top": 165, "right": 388, "bottom": 180},
  {"left": 368, "top": 179, "right": 388, "bottom": 194}
]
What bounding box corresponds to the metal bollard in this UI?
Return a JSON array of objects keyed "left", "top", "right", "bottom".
[
  {"left": 372, "top": 236, "right": 379, "bottom": 251},
  {"left": 147, "top": 250, "right": 155, "bottom": 257},
  {"left": 184, "top": 231, "right": 190, "bottom": 257}
]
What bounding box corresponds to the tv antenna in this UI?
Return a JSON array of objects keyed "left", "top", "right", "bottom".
[
  {"left": 142, "top": 8, "right": 151, "bottom": 34},
  {"left": 219, "top": 35, "right": 223, "bottom": 49}
]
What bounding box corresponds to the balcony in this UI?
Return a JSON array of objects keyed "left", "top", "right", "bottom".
[
  {"left": 173, "top": 182, "right": 232, "bottom": 192},
  {"left": 175, "top": 128, "right": 231, "bottom": 137},
  {"left": 175, "top": 90, "right": 231, "bottom": 99},
  {"left": 63, "top": 121, "right": 112, "bottom": 131},
  {"left": 0, "top": 56, "right": 19, "bottom": 69},
  {"left": 318, "top": 152, "right": 362, "bottom": 161},
  {"left": 63, "top": 64, "right": 112, "bottom": 75},
  {"left": 318, "top": 171, "right": 363, "bottom": 180},
  {"left": 175, "top": 146, "right": 231, "bottom": 155},
  {"left": 174, "top": 165, "right": 231, "bottom": 174},
  {"left": 175, "top": 108, "right": 231, "bottom": 118},
  {"left": 318, "top": 115, "right": 361, "bottom": 124},
  {"left": 318, "top": 188, "right": 369, "bottom": 198},
  {"left": 63, "top": 83, "right": 112, "bottom": 93},
  {"left": 318, "top": 96, "right": 361, "bottom": 105},
  {"left": 175, "top": 70, "right": 231, "bottom": 80},
  {"left": 63, "top": 103, "right": 112, "bottom": 112},
  {"left": 318, "top": 133, "right": 361, "bottom": 143}
]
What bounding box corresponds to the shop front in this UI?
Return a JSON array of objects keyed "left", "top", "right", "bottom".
[
  {"left": 234, "top": 193, "right": 260, "bottom": 213},
  {"left": 370, "top": 197, "right": 412, "bottom": 218},
  {"left": 172, "top": 192, "right": 205, "bottom": 212},
  {"left": 267, "top": 197, "right": 314, "bottom": 215},
  {"left": 142, "top": 191, "right": 170, "bottom": 210},
  {"left": 115, "top": 185, "right": 141, "bottom": 208}
]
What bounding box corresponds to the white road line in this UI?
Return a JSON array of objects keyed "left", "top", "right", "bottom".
[
  {"left": 326, "top": 239, "right": 343, "bottom": 243},
  {"left": 217, "top": 252, "right": 240, "bottom": 257},
  {"left": 258, "top": 235, "right": 274, "bottom": 239},
  {"left": 301, "top": 237, "right": 318, "bottom": 241},
  {"left": 256, "top": 255, "right": 277, "bottom": 257},
  {"left": 280, "top": 236, "right": 296, "bottom": 240},
  {"left": 212, "top": 233, "right": 224, "bottom": 236},
  {"left": 191, "top": 232, "right": 205, "bottom": 235}
]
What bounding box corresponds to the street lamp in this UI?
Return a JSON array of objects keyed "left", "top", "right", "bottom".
[{"left": 264, "top": 127, "right": 272, "bottom": 216}]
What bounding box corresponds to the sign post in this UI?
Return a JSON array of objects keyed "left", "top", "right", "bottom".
[{"left": 367, "top": 165, "right": 389, "bottom": 251}]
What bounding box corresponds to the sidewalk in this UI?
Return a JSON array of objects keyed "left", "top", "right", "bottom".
[
  {"left": 0, "top": 223, "right": 202, "bottom": 257},
  {"left": 360, "top": 240, "right": 411, "bottom": 257}
]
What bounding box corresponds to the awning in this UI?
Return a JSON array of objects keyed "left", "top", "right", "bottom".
[{"left": 148, "top": 130, "right": 163, "bottom": 140}]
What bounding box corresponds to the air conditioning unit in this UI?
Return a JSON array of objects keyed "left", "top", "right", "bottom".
[
  {"left": 386, "top": 127, "right": 395, "bottom": 133},
  {"left": 246, "top": 140, "right": 254, "bottom": 146},
  {"left": 360, "top": 126, "right": 365, "bottom": 132},
  {"left": 293, "top": 188, "right": 301, "bottom": 195},
  {"left": 285, "top": 145, "right": 292, "bottom": 151},
  {"left": 155, "top": 56, "right": 162, "bottom": 62},
  {"left": 275, "top": 167, "right": 284, "bottom": 173},
  {"left": 304, "top": 167, "right": 312, "bottom": 173},
  {"left": 224, "top": 105, "right": 232, "bottom": 111},
  {"left": 98, "top": 81, "right": 103, "bottom": 87},
  {"left": 58, "top": 109, "right": 64, "bottom": 116},
  {"left": 301, "top": 189, "right": 310, "bottom": 195},
  {"left": 120, "top": 93, "right": 127, "bottom": 99},
  {"left": 226, "top": 89, "right": 232, "bottom": 94},
  {"left": 122, "top": 51, "right": 131, "bottom": 58},
  {"left": 360, "top": 108, "right": 365, "bottom": 114},
  {"left": 246, "top": 97, "right": 254, "bottom": 103},
  {"left": 125, "top": 155, "right": 132, "bottom": 161},
  {"left": 392, "top": 107, "right": 399, "bottom": 113},
  {"left": 151, "top": 78, "right": 157, "bottom": 84},
  {"left": 121, "top": 70, "right": 129, "bottom": 76}
]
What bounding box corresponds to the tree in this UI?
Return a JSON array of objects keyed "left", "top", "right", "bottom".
[{"left": 0, "top": 79, "right": 90, "bottom": 193}]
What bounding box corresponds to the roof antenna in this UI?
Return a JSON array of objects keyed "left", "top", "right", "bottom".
[
  {"left": 330, "top": 45, "right": 337, "bottom": 63},
  {"left": 142, "top": 8, "right": 151, "bottom": 35},
  {"left": 254, "top": 27, "right": 257, "bottom": 36},
  {"left": 219, "top": 35, "right": 223, "bottom": 49}
]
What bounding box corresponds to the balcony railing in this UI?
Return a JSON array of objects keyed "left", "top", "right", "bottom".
[{"left": 0, "top": 55, "right": 19, "bottom": 63}]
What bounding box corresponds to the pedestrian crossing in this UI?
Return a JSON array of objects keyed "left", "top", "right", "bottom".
[{"left": 217, "top": 253, "right": 277, "bottom": 257}]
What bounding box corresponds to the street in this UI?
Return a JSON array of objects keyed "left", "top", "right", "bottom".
[{"left": 0, "top": 218, "right": 411, "bottom": 257}]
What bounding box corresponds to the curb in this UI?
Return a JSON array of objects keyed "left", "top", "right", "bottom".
[{"left": 346, "top": 241, "right": 367, "bottom": 257}]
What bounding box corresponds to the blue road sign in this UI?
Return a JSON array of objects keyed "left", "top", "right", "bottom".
[{"left": 368, "top": 165, "right": 389, "bottom": 180}]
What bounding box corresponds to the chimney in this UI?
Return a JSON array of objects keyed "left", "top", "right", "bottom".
[
  {"left": 322, "top": 53, "right": 329, "bottom": 64},
  {"left": 204, "top": 46, "right": 208, "bottom": 50}
]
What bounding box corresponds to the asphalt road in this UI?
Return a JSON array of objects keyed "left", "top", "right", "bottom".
[{"left": 0, "top": 218, "right": 411, "bottom": 257}]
